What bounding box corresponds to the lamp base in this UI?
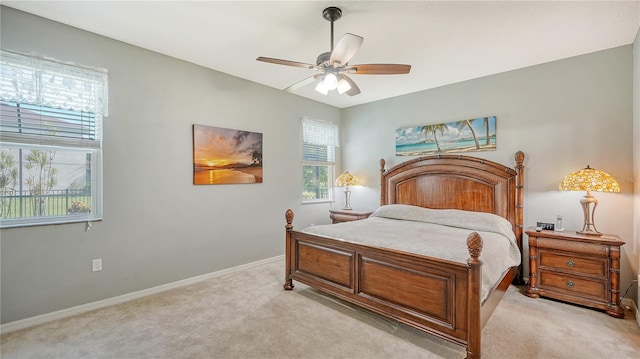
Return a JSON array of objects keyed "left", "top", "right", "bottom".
[
  {"left": 342, "top": 187, "right": 353, "bottom": 210},
  {"left": 577, "top": 228, "right": 603, "bottom": 236},
  {"left": 578, "top": 192, "right": 602, "bottom": 236}
]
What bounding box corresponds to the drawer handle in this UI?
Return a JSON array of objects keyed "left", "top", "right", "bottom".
[
  {"left": 566, "top": 260, "right": 575, "bottom": 267},
  {"left": 566, "top": 280, "right": 575, "bottom": 288}
]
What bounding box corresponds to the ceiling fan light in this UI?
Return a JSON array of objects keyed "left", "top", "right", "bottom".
[
  {"left": 324, "top": 73, "right": 338, "bottom": 90},
  {"left": 337, "top": 78, "right": 351, "bottom": 94},
  {"left": 315, "top": 81, "right": 329, "bottom": 95}
]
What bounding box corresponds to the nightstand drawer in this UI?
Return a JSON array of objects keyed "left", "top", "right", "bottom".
[
  {"left": 538, "top": 251, "right": 606, "bottom": 278},
  {"left": 539, "top": 271, "right": 607, "bottom": 300}
]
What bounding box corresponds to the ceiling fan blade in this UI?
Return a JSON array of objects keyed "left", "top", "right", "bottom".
[
  {"left": 346, "top": 64, "right": 411, "bottom": 75},
  {"left": 256, "top": 57, "right": 316, "bottom": 70},
  {"left": 329, "top": 33, "right": 364, "bottom": 67},
  {"left": 340, "top": 74, "right": 361, "bottom": 96},
  {"left": 283, "top": 74, "right": 323, "bottom": 92}
]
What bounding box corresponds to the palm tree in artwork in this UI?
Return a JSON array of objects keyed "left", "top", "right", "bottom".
[
  {"left": 251, "top": 151, "right": 263, "bottom": 166},
  {"left": 420, "top": 124, "right": 448, "bottom": 153},
  {"left": 483, "top": 117, "right": 491, "bottom": 145},
  {"left": 456, "top": 119, "right": 480, "bottom": 150}
]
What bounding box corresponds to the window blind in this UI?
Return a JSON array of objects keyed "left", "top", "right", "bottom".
[
  {"left": 0, "top": 49, "right": 109, "bottom": 116},
  {"left": 0, "top": 49, "right": 108, "bottom": 149},
  {"left": 302, "top": 118, "right": 339, "bottom": 147},
  {"left": 302, "top": 119, "right": 337, "bottom": 165},
  {"left": 0, "top": 102, "right": 99, "bottom": 148}
]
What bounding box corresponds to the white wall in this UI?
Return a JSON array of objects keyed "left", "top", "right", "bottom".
[
  {"left": 342, "top": 46, "right": 636, "bottom": 300},
  {"left": 0, "top": 7, "right": 338, "bottom": 324}
]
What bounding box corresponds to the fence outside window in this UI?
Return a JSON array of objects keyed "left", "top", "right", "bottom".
[{"left": 0, "top": 188, "right": 92, "bottom": 219}]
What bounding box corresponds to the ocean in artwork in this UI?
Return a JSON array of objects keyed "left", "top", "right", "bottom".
[
  {"left": 396, "top": 116, "right": 496, "bottom": 156},
  {"left": 193, "top": 124, "right": 263, "bottom": 184}
]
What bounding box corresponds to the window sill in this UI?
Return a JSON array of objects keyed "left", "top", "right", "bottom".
[
  {"left": 301, "top": 200, "right": 334, "bottom": 205},
  {"left": 0, "top": 218, "right": 102, "bottom": 229}
]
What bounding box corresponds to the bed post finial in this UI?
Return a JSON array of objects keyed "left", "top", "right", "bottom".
[
  {"left": 515, "top": 151, "right": 524, "bottom": 166},
  {"left": 285, "top": 209, "right": 294, "bottom": 230},
  {"left": 466, "top": 232, "right": 483, "bottom": 260}
]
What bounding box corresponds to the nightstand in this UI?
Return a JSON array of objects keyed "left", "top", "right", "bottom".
[
  {"left": 329, "top": 209, "right": 373, "bottom": 224},
  {"left": 525, "top": 227, "right": 625, "bottom": 318}
]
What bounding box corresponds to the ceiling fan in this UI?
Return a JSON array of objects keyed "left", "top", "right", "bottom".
[{"left": 256, "top": 6, "right": 411, "bottom": 96}]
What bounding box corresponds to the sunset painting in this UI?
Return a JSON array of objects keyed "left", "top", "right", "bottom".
[{"left": 192, "top": 124, "right": 263, "bottom": 185}]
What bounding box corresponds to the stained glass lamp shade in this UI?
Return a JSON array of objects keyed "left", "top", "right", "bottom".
[
  {"left": 335, "top": 171, "right": 359, "bottom": 210},
  {"left": 559, "top": 165, "right": 620, "bottom": 236}
]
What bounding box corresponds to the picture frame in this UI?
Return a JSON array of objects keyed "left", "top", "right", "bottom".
[
  {"left": 192, "top": 124, "right": 263, "bottom": 185},
  {"left": 395, "top": 116, "right": 496, "bottom": 156}
]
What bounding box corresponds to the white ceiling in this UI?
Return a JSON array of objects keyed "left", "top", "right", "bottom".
[{"left": 4, "top": 1, "right": 639, "bottom": 109}]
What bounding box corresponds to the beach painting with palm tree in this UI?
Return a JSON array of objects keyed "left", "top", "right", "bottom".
[
  {"left": 395, "top": 116, "right": 496, "bottom": 156},
  {"left": 193, "top": 124, "right": 263, "bottom": 185}
]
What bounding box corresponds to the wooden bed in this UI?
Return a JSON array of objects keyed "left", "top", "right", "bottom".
[{"left": 284, "top": 151, "right": 525, "bottom": 359}]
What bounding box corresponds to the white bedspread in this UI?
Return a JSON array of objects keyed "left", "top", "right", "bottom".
[{"left": 302, "top": 204, "right": 521, "bottom": 301}]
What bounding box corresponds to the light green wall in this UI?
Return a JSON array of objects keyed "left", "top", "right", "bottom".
[{"left": 0, "top": 6, "right": 339, "bottom": 324}]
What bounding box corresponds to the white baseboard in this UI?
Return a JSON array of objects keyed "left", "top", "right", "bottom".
[
  {"left": 1, "top": 255, "right": 284, "bottom": 334},
  {"left": 621, "top": 298, "right": 639, "bottom": 327}
]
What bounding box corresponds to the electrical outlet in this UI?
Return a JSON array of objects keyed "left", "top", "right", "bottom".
[
  {"left": 92, "top": 258, "right": 102, "bottom": 272},
  {"left": 536, "top": 222, "right": 555, "bottom": 231}
]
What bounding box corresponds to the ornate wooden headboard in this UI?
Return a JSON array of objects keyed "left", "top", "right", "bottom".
[{"left": 380, "top": 151, "right": 525, "bottom": 249}]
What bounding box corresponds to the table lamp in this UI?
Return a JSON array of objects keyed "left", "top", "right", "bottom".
[
  {"left": 335, "top": 171, "right": 359, "bottom": 210},
  {"left": 559, "top": 165, "right": 620, "bottom": 236}
]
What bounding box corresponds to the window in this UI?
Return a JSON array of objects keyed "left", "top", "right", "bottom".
[
  {"left": 0, "top": 50, "right": 108, "bottom": 228},
  {"left": 302, "top": 118, "right": 338, "bottom": 202}
]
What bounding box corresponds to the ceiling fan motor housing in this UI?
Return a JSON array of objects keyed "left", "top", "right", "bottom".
[{"left": 316, "top": 52, "right": 332, "bottom": 66}]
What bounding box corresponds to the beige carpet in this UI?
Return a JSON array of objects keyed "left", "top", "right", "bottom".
[{"left": 2, "top": 259, "right": 639, "bottom": 358}]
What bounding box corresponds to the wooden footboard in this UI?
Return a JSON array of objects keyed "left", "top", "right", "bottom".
[{"left": 284, "top": 209, "right": 486, "bottom": 358}]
